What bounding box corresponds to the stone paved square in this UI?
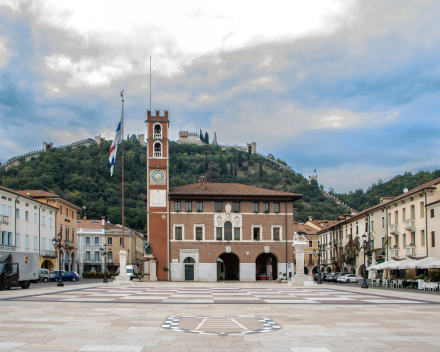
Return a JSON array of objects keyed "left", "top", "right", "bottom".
[{"left": 0, "top": 281, "right": 440, "bottom": 351}]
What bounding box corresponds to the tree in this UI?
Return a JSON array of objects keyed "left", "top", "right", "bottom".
[
  {"left": 230, "top": 162, "right": 233, "bottom": 175},
  {"left": 219, "top": 154, "right": 227, "bottom": 175},
  {"left": 259, "top": 162, "right": 263, "bottom": 178},
  {"left": 204, "top": 132, "right": 209, "bottom": 144},
  {"left": 200, "top": 129, "right": 204, "bottom": 143},
  {"left": 237, "top": 153, "right": 243, "bottom": 168},
  {"left": 234, "top": 163, "right": 237, "bottom": 176}
]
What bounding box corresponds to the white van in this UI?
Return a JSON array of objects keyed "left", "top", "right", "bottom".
[{"left": 126, "top": 265, "right": 134, "bottom": 277}]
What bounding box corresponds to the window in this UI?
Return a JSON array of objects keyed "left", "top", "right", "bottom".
[
  {"left": 196, "top": 202, "right": 203, "bottom": 212},
  {"left": 108, "top": 237, "right": 112, "bottom": 245},
  {"left": 421, "top": 230, "right": 425, "bottom": 246},
  {"left": 185, "top": 201, "right": 192, "bottom": 212},
  {"left": 33, "top": 213, "right": 37, "bottom": 224},
  {"left": 66, "top": 209, "right": 69, "bottom": 218},
  {"left": 195, "top": 227, "right": 203, "bottom": 240},
  {"left": 371, "top": 221, "right": 374, "bottom": 231},
  {"left": 8, "top": 206, "right": 11, "bottom": 217},
  {"left": 233, "top": 202, "right": 240, "bottom": 212},
  {"left": 253, "top": 227, "right": 260, "bottom": 240},
  {"left": 108, "top": 251, "right": 113, "bottom": 261},
  {"left": 49, "top": 218, "right": 52, "bottom": 227},
  {"left": 42, "top": 216, "right": 45, "bottom": 226},
  {"left": 72, "top": 229, "right": 75, "bottom": 244},
  {"left": 154, "top": 142, "right": 162, "bottom": 157},
  {"left": 42, "top": 238, "right": 45, "bottom": 251},
  {"left": 94, "top": 237, "right": 99, "bottom": 245},
  {"left": 273, "top": 203, "right": 280, "bottom": 213},
  {"left": 432, "top": 231, "right": 436, "bottom": 247},
  {"left": 273, "top": 228, "right": 280, "bottom": 241},
  {"left": 403, "top": 233, "right": 406, "bottom": 248},
  {"left": 216, "top": 228, "right": 222, "bottom": 240},
  {"left": 174, "top": 201, "right": 181, "bottom": 212},
  {"left": 60, "top": 205, "right": 63, "bottom": 215},
  {"left": 263, "top": 202, "right": 269, "bottom": 213},
  {"left": 16, "top": 234, "right": 20, "bottom": 247},
  {"left": 85, "top": 236, "right": 91, "bottom": 245},
  {"left": 94, "top": 251, "right": 100, "bottom": 262},
  {"left": 215, "top": 202, "right": 222, "bottom": 212},
  {"left": 382, "top": 217, "right": 385, "bottom": 228},
  {"left": 25, "top": 211, "right": 29, "bottom": 222},
  {"left": 65, "top": 227, "right": 69, "bottom": 240},
  {"left": 1, "top": 232, "right": 6, "bottom": 245},
  {"left": 85, "top": 251, "right": 91, "bottom": 262},
  {"left": 120, "top": 237, "right": 123, "bottom": 245},
  {"left": 410, "top": 232, "right": 415, "bottom": 245},
  {"left": 234, "top": 228, "right": 240, "bottom": 240},
  {"left": 224, "top": 221, "right": 232, "bottom": 240},
  {"left": 1, "top": 204, "right": 6, "bottom": 215},
  {"left": 410, "top": 205, "right": 415, "bottom": 219},
  {"left": 33, "top": 236, "right": 37, "bottom": 250},
  {"left": 430, "top": 209, "right": 435, "bottom": 218},
  {"left": 402, "top": 208, "right": 406, "bottom": 222},
  {"left": 175, "top": 227, "right": 182, "bottom": 240},
  {"left": 252, "top": 202, "right": 259, "bottom": 213},
  {"left": 394, "top": 210, "right": 398, "bottom": 224},
  {"left": 153, "top": 123, "right": 162, "bottom": 139},
  {"left": 356, "top": 226, "right": 358, "bottom": 235},
  {"left": 420, "top": 201, "right": 425, "bottom": 218},
  {"left": 308, "top": 240, "right": 312, "bottom": 247},
  {"left": 16, "top": 209, "right": 19, "bottom": 219}
]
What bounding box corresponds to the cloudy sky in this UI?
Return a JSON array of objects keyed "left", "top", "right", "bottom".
[{"left": 1, "top": 0, "right": 440, "bottom": 193}]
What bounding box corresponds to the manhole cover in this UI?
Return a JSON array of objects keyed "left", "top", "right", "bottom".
[{"left": 162, "top": 315, "right": 281, "bottom": 336}]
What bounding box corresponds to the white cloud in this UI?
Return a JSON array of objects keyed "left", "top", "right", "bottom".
[{"left": 0, "top": 37, "right": 12, "bottom": 69}]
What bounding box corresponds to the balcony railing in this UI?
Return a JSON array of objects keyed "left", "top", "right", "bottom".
[
  {"left": 0, "top": 244, "right": 15, "bottom": 251},
  {"left": 0, "top": 215, "right": 9, "bottom": 224},
  {"left": 404, "top": 219, "right": 416, "bottom": 231},
  {"left": 64, "top": 240, "right": 75, "bottom": 248},
  {"left": 106, "top": 259, "right": 119, "bottom": 264},
  {"left": 153, "top": 132, "right": 162, "bottom": 139},
  {"left": 42, "top": 249, "right": 56, "bottom": 258},
  {"left": 307, "top": 260, "right": 314, "bottom": 265},
  {"left": 390, "top": 249, "right": 399, "bottom": 258},
  {"left": 389, "top": 224, "right": 399, "bottom": 235},
  {"left": 405, "top": 245, "right": 416, "bottom": 256},
  {"left": 84, "top": 259, "right": 101, "bottom": 264}
]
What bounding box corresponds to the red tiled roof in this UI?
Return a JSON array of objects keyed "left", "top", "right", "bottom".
[
  {"left": 14, "top": 190, "right": 59, "bottom": 198},
  {"left": 295, "top": 224, "right": 318, "bottom": 235},
  {"left": 309, "top": 220, "right": 340, "bottom": 229},
  {"left": 169, "top": 183, "right": 302, "bottom": 199},
  {"left": 76, "top": 219, "right": 104, "bottom": 229},
  {"left": 0, "top": 186, "right": 58, "bottom": 210}
]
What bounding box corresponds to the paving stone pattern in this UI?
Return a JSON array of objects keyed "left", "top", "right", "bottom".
[{"left": 3, "top": 286, "right": 433, "bottom": 304}]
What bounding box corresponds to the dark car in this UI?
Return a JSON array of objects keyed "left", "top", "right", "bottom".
[
  {"left": 50, "top": 271, "right": 79, "bottom": 282},
  {"left": 324, "top": 273, "right": 335, "bottom": 281},
  {"left": 314, "top": 273, "right": 325, "bottom": 281}
]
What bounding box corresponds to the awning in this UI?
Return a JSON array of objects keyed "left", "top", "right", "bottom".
[
  {"left": 422, "top": 259, "right": 440, "bottom": 269},
  {"left": 367, "top": 259, "right": 397, "bottom": 271},
  {"left": 380, "top": 258, "right": 418, "bottom": 270},
  {"left": 399, "top": 257, "right": 439, "bottom": 269}
]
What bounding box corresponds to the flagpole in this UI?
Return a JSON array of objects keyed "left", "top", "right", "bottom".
[{"left": 121, "top": 90, "right": 125, "bottom": 249}]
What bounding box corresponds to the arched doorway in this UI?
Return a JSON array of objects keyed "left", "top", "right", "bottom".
[
  {"left": 256, "top": 253, "right": 278, "bottom": 280},
  {"left": 217, "top": 253, "right": 239, "bottom": 281},
  {"left": 334, "top": 264, "right": 341, "bottom": 272},
  {"left": 41, "top": 260, "right": 54, "bottom": 270},
  {"left": 64, "top": 251, "right": 70, "bottom": 271},
  {"left": 350, "top": 267, "right": 355, "bottom": 274},
  {"left": 320, "top": 267, "right": 325, "bottom": 273},
  {"left": 183, "top": 257, "right": 195, "bottom": 281},
  {"left": 326, "top": 267, "right": 331, "bottom": 273},
  {"left": 312, "top": 266, "right": 319, "bottom": 274},
  {"left": 358, "top": 264, "right": 365, "bottom": 276},
  {"left": 304, "top": 267, "right": 309, "bottom": 275},
  {"left": 343, "top": 266, "right": 348, "bottom": 273}
]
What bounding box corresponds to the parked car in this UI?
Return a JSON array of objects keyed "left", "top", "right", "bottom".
[
  {"left": 332, "top": 272, "right": 350, "bottom": 282},
  {"left": 324, "top": 273, "right": 337, "bottom": 281},
  {"left": 314, "top": 273, "right": 325, "bottom": 281},
  {"left": 38, "top": 268, "right": 50, "bottom": 282},
  {"left": 50, "top": 271, "right": 78, "bottom": 282},
  {"left": 73, "top": 272, "right": 80, "bottom": 280},
  {"left": 337, "top": 274, "right": 360, "bottom": 283}
]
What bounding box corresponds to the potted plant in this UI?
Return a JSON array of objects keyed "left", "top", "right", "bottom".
[
  {"left": 264, "top": 210, "right": 269, "bottom": 214},
  {"left": 254, "top": 237, "right": 260, "bottom": 241},
  {"left": 281, "top": 272, "right": 288, "bottom": 283},
  {"left": 196, "top": 237, "right": 202, "bottom": 241},
  {"left": 197, "top": 209, "right": 202, "bottom": 212},
  {"left": 216, "top": 238, "right": 222, "bottom": 241}
]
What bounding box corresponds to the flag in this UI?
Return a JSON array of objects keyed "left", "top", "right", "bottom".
[
  {"left": 109, "top": 112, "right": 123, "bottom": 176},
  {"left": 314, "top": 169, "right": 317, "bottom": 173}
]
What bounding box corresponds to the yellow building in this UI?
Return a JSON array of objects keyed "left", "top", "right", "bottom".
[{"left": 15, "top": 190, "right": 81, "bottom": 272}]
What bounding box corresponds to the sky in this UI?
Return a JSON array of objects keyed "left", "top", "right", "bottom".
[{"left": 1, "top": 0, "right": 440, "bottom": 193}]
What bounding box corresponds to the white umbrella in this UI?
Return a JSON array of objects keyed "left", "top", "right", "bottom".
[
  {"left": 422, "top": 259, "right": 440, "bottom": 269},
  {"left": 367, "top": 259, "right": 397, "bottom": 271},
  {"left": 401, "top": 257, "right": 439, "bottom": 269},
  {"left": 380, "top": 258, "right": 417, "bottom": 270}
]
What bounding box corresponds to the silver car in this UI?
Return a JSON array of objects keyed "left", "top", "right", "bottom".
[
  {"left": 38, "top": 268, "right": 50, "bottom": 282},
  {"left": 337, "top": 274, "right": 359, "bottom": 283}
]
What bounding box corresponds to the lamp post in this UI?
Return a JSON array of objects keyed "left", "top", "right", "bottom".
[
  {"left": 100, "top": 244, "right": 109, "bottom": 283},
  {"left": 52, "top": 232, "right": 64, "bottom": 287},
  {"left": 361, "top": 233, "right": 372, "bottom": 289},
  {"left": 313, "top": 244, "right": 323, "bottom": 284}
]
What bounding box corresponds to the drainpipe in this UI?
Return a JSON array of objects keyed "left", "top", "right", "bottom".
[
  {"left": 14, "top": 195, "right": 19, "bottom": 246},
  {"left": 385, "top": 206, "right": 389, "bottom": 261},
  {"left": 285, "top": 200, "right": 288, "bottom": 278},
  {"left": 424, "top": 191, "right": 428, "bottom": 257},
  {"left": 168, "top": 197, "right": 171, "bottom": 281},
  {"left": 39, "top": 204, "right": 43, "bottom": 260}
]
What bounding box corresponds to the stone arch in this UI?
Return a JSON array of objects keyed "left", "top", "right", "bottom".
[
  {"left": 217, "top": 253, "right": 239, "bottom": 281},
  {"left": 326, "top": 267, "right": 331, "bottom": 273},
  {"left": 41, "top": 259, "right": 54, "bottom": 270},
  {"left": 350, "top": 267, "right": 355, "bottom": 275},
  {"left": 333, "top": 264, "right": 341, "bottom": 272},
  {"left": 343, "top": 266, "right": 348, "bottom": 273},
  {"left": 320, "top": 267, "right": 325, "bottom": 273},
  {"left": 153, "top": 141, "right": 162, "bottom": 158},
  {"left": 312, "top": 266, "right": 319, "bottom": 274},
  {"left": 153, "top": 123, "right": 162, "bottom": 139},
  {"left": 358, "top": 264, "right": 365, "bottom": 276},
  {"left": 183, "top": 257, "right": 195, "bottom": 263},
  {"left": 304, "top": 266, "right": 309, "bottom": 275}
]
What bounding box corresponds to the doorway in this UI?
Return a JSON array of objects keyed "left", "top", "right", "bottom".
[
  {"left": 184, "top": 257, "right": 195, "bottom": 281},
  {"left": 255, "top": 253, "right": 278, "bottom": 280},
  {"left": 217, "top": 253, "right": 239, "bottom": 281}
]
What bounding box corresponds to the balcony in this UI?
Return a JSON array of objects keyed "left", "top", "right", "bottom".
[
  {"left": 404, "top": 219, "right": 416, "bottom": 231},
  {"left": 107, "top": 259, "right": 119, "bottom": 264},
  {"left": 390, "top": 249, "right": 399, "bottom": 258},
  {"left": 42, "top": 250, "right": 56, "bottom": 258},
  {"left": 307, "top": 260, "right": 314, "bottom": 266},
  {"left": 0, "top": 215, "right": 8, "bottom": 224},
  {"left": 405, "top": 245, "right": 416, "bottom": 257},
  {"left": 153, "top": 132, "right": 162, "bottom": 139},
  {"left": 389, "top": 224, "right": 399, "bottom": 235},
  {"left": 64, "top": 240, "right": 75, "bottom": 248},
  {"left": 84, "top": 259, "right": 101, "bottom": 264},
  {"left": 0, "top": 244, "right": 15, "bottom": 251}
]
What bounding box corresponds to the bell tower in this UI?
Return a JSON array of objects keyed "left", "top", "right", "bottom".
[{"left": 145, "top": 109, "right": 169, "bottom": 281}]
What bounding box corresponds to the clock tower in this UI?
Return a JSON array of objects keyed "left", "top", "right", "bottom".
[{"left": 145, "top": 109, "right": 169, "bottom": 281}]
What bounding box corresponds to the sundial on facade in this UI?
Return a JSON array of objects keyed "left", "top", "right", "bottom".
[{"left": 162, "top": 315, "right": 281, "bottom": 336}]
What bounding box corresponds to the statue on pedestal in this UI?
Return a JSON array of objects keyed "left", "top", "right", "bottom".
[{"left": 144, "top": 241, "right": 152, "bottom": 255}]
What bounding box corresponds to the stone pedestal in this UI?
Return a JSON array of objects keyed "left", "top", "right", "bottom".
[
  {"left": 143, "top": 254, "right": 157, "bottom": 282},
  {"left": 113, "top": 249, "right": 131, "bottom": 285},
  {"left": 288, "top": 235, "right": 316, "bottom": 286}
]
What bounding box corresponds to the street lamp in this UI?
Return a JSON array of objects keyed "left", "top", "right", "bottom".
[
  {"left": 52, "top": 232, "right": 65, "bottom": 287},
  {"left": 361, "top": 233, "right": 372, "bottom": 289},
  {"left": 100, "top": 244, "right": 109, "bottom": 283},
  {"left": 313, "top": 244, "right": 323, "bottom": 284}
]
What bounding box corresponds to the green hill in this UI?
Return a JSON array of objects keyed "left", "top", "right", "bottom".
[
  {"left": 332, "top": 170, "right": 440, "bottom": 212},
  {"left": 0, "top": 136, "right": 349, "bottom": 231}
]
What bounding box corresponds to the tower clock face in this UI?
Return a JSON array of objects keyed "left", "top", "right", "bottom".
[{"left": 151, "top": 169, "right": 165, "bottom": 184}]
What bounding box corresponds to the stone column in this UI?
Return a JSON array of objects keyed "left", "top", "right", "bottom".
[
  {"left": 294, "top": 242, "right": 307, "bottom": 276},
  {"left": 289, "top": 232, "right": 316, "bottom": 286},
  {"left": 113, "top": 249, "right": 130, "bottom": 285}
]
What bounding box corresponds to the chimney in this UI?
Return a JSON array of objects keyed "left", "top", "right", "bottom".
[
  {"left": 308, "top": 216, "right": 313, "bottom": 221},
  {"left": 200, "top": 176, "right": 206, "bottom": 190},
  {"left": 101, "top": 216, "right": 105, "bottom": 227},
  {"left": 27, "top": 191, "right": 31, "bottom": 196}
]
